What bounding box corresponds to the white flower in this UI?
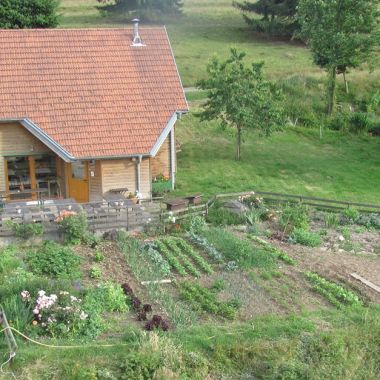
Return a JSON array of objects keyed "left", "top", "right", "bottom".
[
  {"left": 172, "top": 217, "right": 176, "bottom": 224},
  {"left": 21, "top": 290, "right": 30, "bottom": 300},
  {"left": 50, "top": 294, "right": 58, "bottom": 301},
  {"left": 38, "top": 290, "right": 46, "bottom": 297},
  {"left": 33, "top": 308, "right": 39, "bottom": 314},
  {"left": 79, "top": 311, "right": 88, "bottom": 320},
  {"left": 70, "top": 296, "right": 78, "bottom": 302}
]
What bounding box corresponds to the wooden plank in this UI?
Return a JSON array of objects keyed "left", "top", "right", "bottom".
[
  {"left": 141, "top": 279, "right": 172, "bottom": 285},
  {"left": 350, "top": 273, "right": 380, "bottom": 293}
]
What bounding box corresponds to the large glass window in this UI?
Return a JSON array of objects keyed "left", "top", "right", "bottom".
[{"left": 6, "top": 155, "right": 59, "bottom": 200}]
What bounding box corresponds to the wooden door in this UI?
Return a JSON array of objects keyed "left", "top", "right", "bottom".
[{"left": 67, "top": 161, "right": 89, "bottom": 203}]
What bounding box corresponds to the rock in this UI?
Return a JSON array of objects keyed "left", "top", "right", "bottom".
[{"left": 223, "top": 200, "right": 249, "bottom": 215}]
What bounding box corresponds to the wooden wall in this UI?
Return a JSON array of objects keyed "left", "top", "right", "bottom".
[
  {"left": 89, "top": 160, "right": 102, "bottom": 202},
  {"left": 151, "top": 136, "right": 170, "bottom": 178},
  {"left": 0, "top": 122, "right": 51, "bottom": 192}
]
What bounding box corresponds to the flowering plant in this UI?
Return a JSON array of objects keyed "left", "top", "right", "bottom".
[
  {"left": 21, "top": 289, "right": 90, "bottom": 338},
  {"left": 238, "top": 192, "right": 263, "bottom": 208},
  {"left": 153, "top": 173, "right": 170, "bottom": 183}
]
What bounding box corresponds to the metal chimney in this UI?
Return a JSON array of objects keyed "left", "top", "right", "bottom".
[{"left": 132, "top": 18, "right": 143, "bottom": 46}]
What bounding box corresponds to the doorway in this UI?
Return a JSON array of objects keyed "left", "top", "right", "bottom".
[{"left": 67, "top": 161, "right": 89, "bottom": 203}]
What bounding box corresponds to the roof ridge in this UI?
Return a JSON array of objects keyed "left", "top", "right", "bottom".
[{"left": 0, "top": 27, "right": 166, "bottom": 32}]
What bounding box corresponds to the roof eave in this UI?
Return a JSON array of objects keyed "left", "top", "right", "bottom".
[{"left": 0, "top": 118, "right": 75, "bottom": 162}]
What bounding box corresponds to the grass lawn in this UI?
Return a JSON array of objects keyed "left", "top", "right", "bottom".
[
  {"left": 175, "top": 110, "right": 380, "bottom": 203},
  {"left": 57, "top": 0, "right": 380, "bottom": 204}
]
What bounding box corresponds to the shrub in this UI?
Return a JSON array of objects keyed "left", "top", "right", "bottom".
[
  {"left": 57, "top": 213, "right": 88, "bottom": 245},
  {"left": 206, "top": 201, "right": 246, "bottom": 226},
  {"left": 20, "top": 289, "right": 103, "bottom": 339},
  {"left": 289, "top": 228, "right": 322, "bottom": 247},
  {"left": 5, "top": 220, "right": 44, "bottom": 240},
  {"left": 183, "top": 215, "right": 206, "bottom": 234},
  {"left": 27, "top": 241, "right": 81, "bottom": 279},
  {"left": 356, "top": 213, "right": 380, "bottom": 229},
  {"left": 342, "top": 207, "right": 360, "bottom": 223},
  {"left": 84, "top": 282, "right": 129, "bottom": 313},
  {"left": 349, "top": 112, "right": 371, "bottom": 134},
  {"left": 326, "top": 112, "right": 348, "bottom": 131},
  {"left": 82, "top": 232, "right": 101, "bottom": 248},
  {"left": 280, "top": 203, "right": 309, "bottom": 233},
  {"left": 0, "top": 245, "right": 22, "bottom": 273}
]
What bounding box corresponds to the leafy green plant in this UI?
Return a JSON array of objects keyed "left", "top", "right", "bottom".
[
  {"left": 1, "top": 294, "right": 33, "bottom": 332},
  {"left": 187, "top": 232, "right": 224, "bottom": 262},
  {"left": 82, "top": 232, "right": 101, "bottom": 248},
  {"left": 57, "top": 213, "right": 88, "bottom": 245},
  {"left": 89, "top": 266, "right": 102, "bottom": 279},
  {"left": 84, "top": 282, "right": 129, "bottom": 313},
  {"left": 289, "top": 228, "right": 322, "bottom": 247},
  {"left": 155, "top": 239, "right": 187, "bottom": 276},
  {"left": 179, "top": 281, "right": 239, "bottom": 320},
  {"left": 305, "top": 272, "right": 362, "bottom": 308},
  {"left": 206, "top": 202, "right": 246, "bottom": 226},
  {"left": 0, "top": 245, "right": 22, "bottom": 273},
  {"left": 144, "top": 244, "right": 172, "bottom": 277},
  {"left": 27, "top": 241, "right": 81, "bottom": 279},
  {"left": 280, "top": 203, "right": 309, "bottom": 233},
  {"left": 201, "top": 227, "right": 275, "bottom": 269},
  {"left": 342, "top": 207, "right": 360, "bottom": 223},
  {"left": 174, "top": 238, "right": 213, "bottom": 274},
  {"left": 324, "top": 212, "right": 340, "bottom": 228},
  {"left": 6, "top": 220, "right": 44, "bottom": 240},
  {"left": 93, "top": 250, "right": 105, "bottom": 263},
  {"left": 161, "top": 237, "right": 201, "bottom": 277}
]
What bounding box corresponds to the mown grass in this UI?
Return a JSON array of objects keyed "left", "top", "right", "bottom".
[{"left": 174, "top": 110, "right": 380, "bottom": 203}]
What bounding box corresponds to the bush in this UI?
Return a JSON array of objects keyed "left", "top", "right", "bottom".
[
  {"left": 6, "top": 220, "right": 44, "bottom": 240},
  {"left": 349, "top": 112, "right": 371, "bottom": 134},
  {"left": 82, "top": 232, "right": 101, "bottom": 248},
  {"left": 0, "top": 245, "right": 22, "bottom": 273},
  {"left": 280, "top": 203, "right": 310, "bottom": 232},
  {"left": 342, "top": 207, "right": 360, "bottom": 224},
  {"left": 289, "top": 228, "right": 322, "bottom": 247},
  {"left": 326, "top": 112, "right": 348, "bottom": 131},
  {"left": 206, "top": 202, "right": 246, "bottom": 226},
  {"left": 356, "top": 213, "right": 380, "bottom": 229},
  {"left": 27, "top": 240, "right": 81, "bottom": 279},
  {"left": 57, "top": 213, "right": 88, "bottom": 245}
]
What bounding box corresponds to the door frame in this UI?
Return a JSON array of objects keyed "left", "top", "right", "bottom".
[{"left": 66, "top": 161, "right": 90, "bottom": 203}]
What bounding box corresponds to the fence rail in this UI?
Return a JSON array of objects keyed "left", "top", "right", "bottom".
[
  {"left": 0, "top": 201, "right": 148, "bottom": 237},
  {"left": 215, "top": 190, "right": 380, "bottom": 213}
]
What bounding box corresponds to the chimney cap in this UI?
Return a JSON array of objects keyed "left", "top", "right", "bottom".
[{"left": 132, "top": 18, "right": 144, "bottom": 46}]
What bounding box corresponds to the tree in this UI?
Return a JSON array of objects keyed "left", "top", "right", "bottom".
[
  {"left": 0, "top": 0, "right": 59, "bottom": 29},
  {"left": 197, "top": 49, "right": 283, "bottom": 160},
  {"left": 233, "top": 0, "right": 299, "bottom": 38},
  {"left": 97, "top": 0, "right": 183, "bottom": 18},
  {"left": 297, "top": 0, "right": 380, "bottom": 114}
]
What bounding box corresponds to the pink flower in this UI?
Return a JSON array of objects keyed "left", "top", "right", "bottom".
[{"left": 33, "top": 308, "right": 39, "bottom": 315}]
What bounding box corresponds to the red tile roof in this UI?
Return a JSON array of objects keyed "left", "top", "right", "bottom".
[{"left": 0, "top": 28, "right": 188, "bottom": 159}]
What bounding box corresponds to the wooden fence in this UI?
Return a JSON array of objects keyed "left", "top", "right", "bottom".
[
  {"left": 214, "top": 190, "right": 380, "bottom": 213},
  {"left": 0, "top": 201, "right": 148, "bottom": 237}
]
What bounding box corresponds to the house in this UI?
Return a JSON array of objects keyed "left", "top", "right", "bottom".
[{"left": 0, "top": 22, "right": 188, "bottom": 203}]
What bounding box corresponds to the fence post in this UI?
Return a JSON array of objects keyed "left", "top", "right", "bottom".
[{"left": 126, "top": 206, "right": 129, "bottom": 231}]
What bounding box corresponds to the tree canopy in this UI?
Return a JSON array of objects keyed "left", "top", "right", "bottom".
[
  {"left": 97, "top": 0, "right": 183, "bottom": 19},
  {"left": 0, "top": 0, "right": 60, "bottom": 29},
  {"left": 233, "top": 0, "right": 299, "bottom": 38},
  {"left": 197, "top": 49, "right": 283, "bottom": 160},
  {"left": 297, "top": 0, "right": 380, "bottom": 114}
]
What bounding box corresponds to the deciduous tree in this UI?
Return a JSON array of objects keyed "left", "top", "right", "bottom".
[
  {"left": 297, "top": 0, "right": 380, "bottom": 114},
  {"left": 197, "top": 49, "right": 283, "bottom": 160},
  {"left": 0, "top": 0, "right": 59, "bottom": 29}
]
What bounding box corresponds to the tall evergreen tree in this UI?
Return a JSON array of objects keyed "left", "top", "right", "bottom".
[{"left": 233, "top": 0, "right": 299, "bottom": 38}]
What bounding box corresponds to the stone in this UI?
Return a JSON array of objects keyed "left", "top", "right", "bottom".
[{"left": 223, "top": 200, "right": 249, "bottom": 215}]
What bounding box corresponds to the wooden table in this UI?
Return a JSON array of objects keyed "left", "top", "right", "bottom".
[{"left": 165, "top": 198, "right": 189, "bottom": 212}]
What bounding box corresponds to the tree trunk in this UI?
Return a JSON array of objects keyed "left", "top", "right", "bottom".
[
  {"left": 327, "top": 66, "right": 337, "bottom": 115},
  {"left": 343, "top": 71, "right": 349, "bottom": 94},
  {"left": 236, "top": 126, "right": 242, "bottom": 161}
]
